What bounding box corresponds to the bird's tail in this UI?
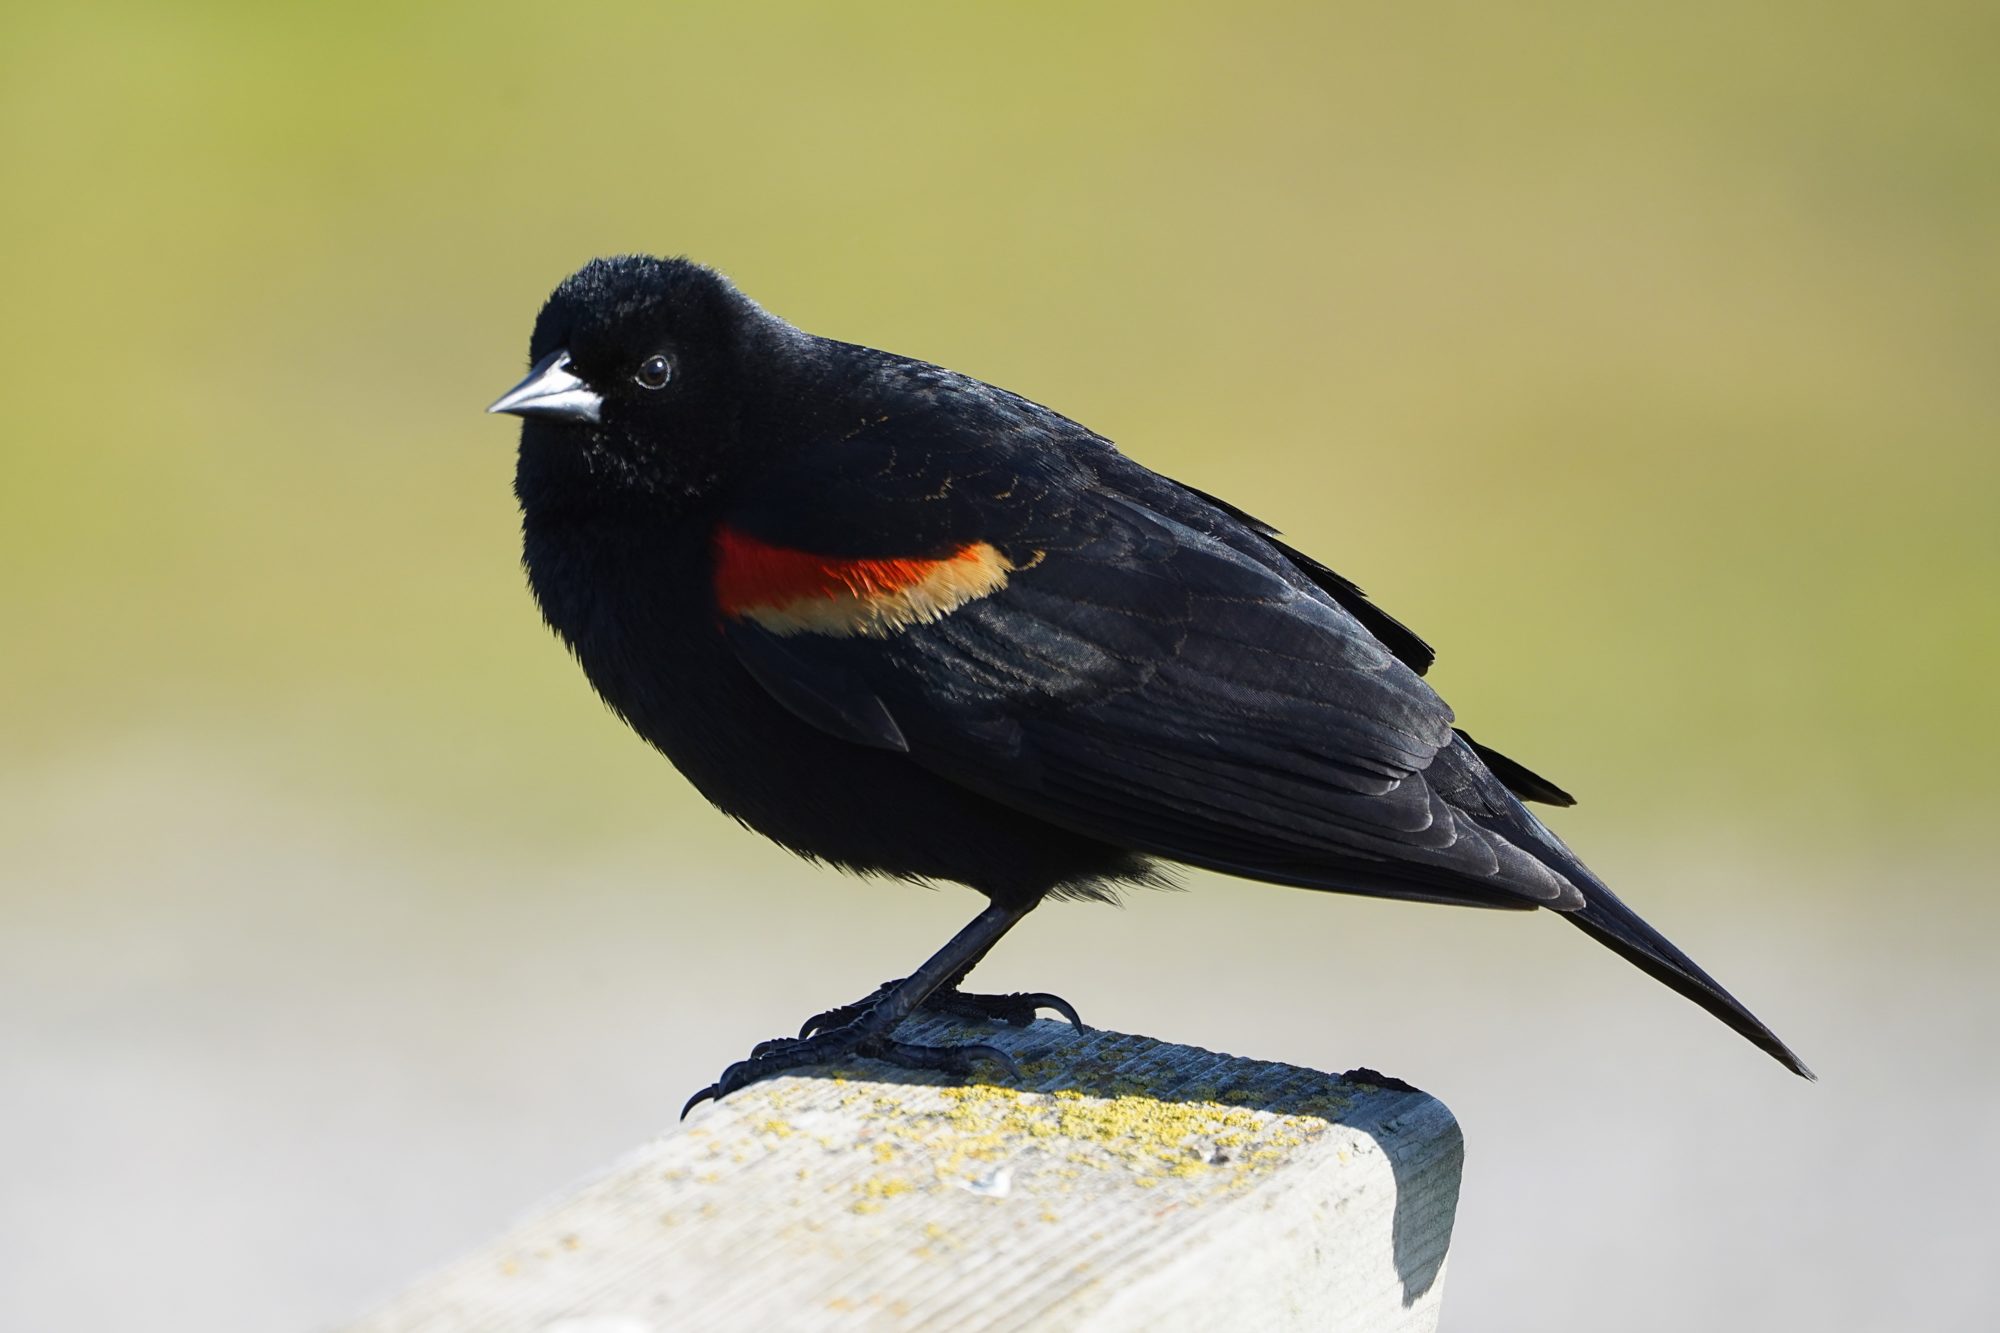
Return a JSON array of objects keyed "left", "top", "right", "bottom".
[{"left": 1561, "top": 878, "right": 1814, "bottom": 1079}]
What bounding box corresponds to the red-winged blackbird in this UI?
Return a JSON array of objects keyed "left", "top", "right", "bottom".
[{"left": 490, "top": 256, "right": 1810, "bottom": 1110}]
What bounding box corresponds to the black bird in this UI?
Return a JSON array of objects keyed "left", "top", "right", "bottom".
[{"left": 489, "top": 256, "right": 1811, "bottom": 1109}]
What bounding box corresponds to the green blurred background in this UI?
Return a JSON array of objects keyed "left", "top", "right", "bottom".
[{"left": 3, "top": 2, "right": 1994, "bottom": 1330}]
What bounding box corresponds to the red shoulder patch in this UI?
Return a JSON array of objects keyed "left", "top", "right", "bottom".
[{"left": 713, "top": 526, "right": 1018, "bottom": 638}]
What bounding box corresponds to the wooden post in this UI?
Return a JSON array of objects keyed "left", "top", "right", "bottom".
[{"left": 342, "top": 1016, "right": 1462, "bottom": 1332}]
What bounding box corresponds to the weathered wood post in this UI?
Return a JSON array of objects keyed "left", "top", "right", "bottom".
[{"left": 343, "top": 1016, "right": 1462, "bottom": 1332}]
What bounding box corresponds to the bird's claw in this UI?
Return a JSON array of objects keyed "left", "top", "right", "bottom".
[
  {"left": 800, "top": 983, "right": 1084, "bottom": 1040},
  {"left": 929, "top": 988, "right": 1085, "bottom": 1030},
  {"left": 796, "top": 981, "right": 899, "bottom": 1040},
  {"left": 682, "top": 1022, "right": 1020, "bottom": 1119}
]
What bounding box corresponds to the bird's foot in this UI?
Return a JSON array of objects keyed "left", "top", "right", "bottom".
[
  {"left": 682, "top": 1020, "right": 1020, "bottom": 1118},
  {"left": 797, "top": 982, "right": 1084, "bottom": 1040}
]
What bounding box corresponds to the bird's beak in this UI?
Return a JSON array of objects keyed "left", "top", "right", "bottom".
[{"left": 487, "top": 350, "right": 604, "bottom": 423}]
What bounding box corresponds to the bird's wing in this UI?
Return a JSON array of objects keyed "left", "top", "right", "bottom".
[{"left": 715, "top": 390, "right": 1583, "bottom": 909}]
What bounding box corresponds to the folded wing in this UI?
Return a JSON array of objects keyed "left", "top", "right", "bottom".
[{"left": 716, "top": 390, "right": 1585, "bottom": 910}]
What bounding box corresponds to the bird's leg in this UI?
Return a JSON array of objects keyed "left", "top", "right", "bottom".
[
  {"left": 791, "top": 908, "right": 1082, "bottom": 1038},
  {"left": 684, "top": 901, "right": 1043, "bottom": 1116}
]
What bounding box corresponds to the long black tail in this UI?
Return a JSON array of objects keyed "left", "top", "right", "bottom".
[
  {"left": 1563, "top": 880, "right": 1813, "bottom": 1079},
  {"left": 1423, "top": 734, "right": 1812, "bottom": 1076}
]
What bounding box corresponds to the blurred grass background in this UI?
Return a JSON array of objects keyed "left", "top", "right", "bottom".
[{"left": 2, "top": 2, "right": 1995, "bottom": 1330}]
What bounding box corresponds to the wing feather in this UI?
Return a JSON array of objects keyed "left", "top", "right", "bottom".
[{"left": 716, "top": 377, "right": 1584, "bottom": 909}]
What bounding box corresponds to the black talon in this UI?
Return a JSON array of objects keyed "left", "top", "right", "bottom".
[
  {"left": 1027, "top": 991, "right": 1086, "bottom": 1030},
  {"left": 797, "top": 983, "right": 893, "bottom": 1040},
  {"left": 807, "top": 983, "right": 1086, "bottom": 1035},
  {"left": 696, "top": 981, "right": 1077, "bottom": 1112},
  {"left": 682, "top": 1020, "right": 1022, "bottom": 1114},
  {"left": 796, "top": 1010, "right": 842, "bottom": 1040},
  {"left": 925, "top": 986, "right": 1086, "bottom": 1030},
  {"left": 681, "top": 1083, "right": 722, "bottom": 1119}
]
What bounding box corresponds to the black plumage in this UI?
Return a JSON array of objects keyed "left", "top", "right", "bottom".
[{"left": 490, "top": 255, "right": 1810, "bottom": 1106}]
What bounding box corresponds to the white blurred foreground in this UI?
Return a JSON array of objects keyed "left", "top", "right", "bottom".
[{"left": 1, "top": 741, "right": 1992, "bottom": 1332}]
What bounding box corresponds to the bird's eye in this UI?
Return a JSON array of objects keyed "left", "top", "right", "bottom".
[{"left": 635, "top": 354, "right": 673, "bottom": 390}]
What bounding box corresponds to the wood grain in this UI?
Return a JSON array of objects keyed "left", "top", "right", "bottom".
[{"left": 343, "top": 1017, "right": 1461, "bottom": 1332}]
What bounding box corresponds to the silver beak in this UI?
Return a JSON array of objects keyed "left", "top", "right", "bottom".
[{"left": 487, "top": 349, "right": 604, "bottom": 423}]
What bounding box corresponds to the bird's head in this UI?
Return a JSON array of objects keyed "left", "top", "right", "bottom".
[{"left": 493, "top": 255, "right": 802, "bottom": 508}]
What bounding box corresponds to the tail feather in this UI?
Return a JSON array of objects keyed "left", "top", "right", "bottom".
[
  {"left": 1563, "top": 884, "right": 1814, "bottom": 1079},
  {"left": 1430, "top": 733, "right": 1810, "bottom": 1077}
]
